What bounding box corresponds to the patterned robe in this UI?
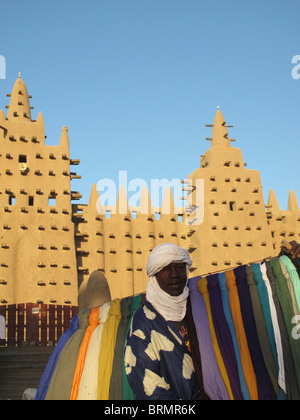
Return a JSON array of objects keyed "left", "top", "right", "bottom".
[{"left": 124, "top": 300, "right": 201, "bottom": 400}]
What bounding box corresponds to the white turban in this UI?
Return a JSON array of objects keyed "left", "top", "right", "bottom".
[{"left": 146, "top": 243, "right": 192, "bottom": 322}]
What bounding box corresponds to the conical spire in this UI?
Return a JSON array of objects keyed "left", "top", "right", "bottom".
[
  {"left": 59, "top": 125, "right": 70, "bottom": 150},
  {"left": 140, "top": 186, "right": 152, "bottom": 215},
  {"left": 116, "top": 185, "right": 129, "bottom": 215},
  {"left": 7, "top": 75, "right": 32, "bottom": 121},
  {"left": 161, "top": 186, "right": 175, "bottom": 216},
  {"left": 267, "top": 189, "right": 280, "bottom": 213},
  {"left": 211, "top": 107, "right": 231, "bottom": 148},
  {"left": 89, "top": 183, "right": 101, "bottom": 213},
  {"left": 288, "top": 190, "right": 299, "bottom": 213}
]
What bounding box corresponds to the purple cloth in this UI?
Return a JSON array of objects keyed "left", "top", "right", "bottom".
[
  {"left": 188, "top": 277, "right": 230, "bottom": 400},
  {"left": 206, "top": 274, "right": 244, "bottom": 400},
  {"left": 234, "top": 266, "right": 277, "bottom": 400},
  {"left": 34, "top": 315, "right": 79, "bottom": 400}
]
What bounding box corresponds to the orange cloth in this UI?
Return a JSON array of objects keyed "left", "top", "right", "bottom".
[
  {"left": 70, "top": 306, "right": 100, "bottom": 400},
  {"left": 225, "top": 270, "right": 258, "bottom": 400},
  {"left": 198, "top": 277, "right": 234, "bottom": 400}
]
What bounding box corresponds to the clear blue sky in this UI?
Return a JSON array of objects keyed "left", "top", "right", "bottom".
[{"left": 1, "top": 0, "right": 299, "bottom": 209}]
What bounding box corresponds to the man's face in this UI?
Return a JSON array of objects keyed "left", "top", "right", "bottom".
[{"left": 155, "top": 262, "right": 187, "bottom": 296}]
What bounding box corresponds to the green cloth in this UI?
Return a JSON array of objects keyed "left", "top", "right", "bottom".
[
  {"left": 109, "top": 296, "right": 133, "bottom": 400},
  {"left": 251, "top": 263, "right": 279, "bottom": 373},
  {"left": 270, "top": 257, "right": 300, "bottom": 393},
  {"left": 122, "top": 293, "right": 143, "bottom": 400},
  {"left": 280, "top": 255, "right": 300, "bottom": 313},
  {"left": 246, "top": 266, "right": 279, "bottom": 394},
  {"left": 45, "top": 309, "right": 91, "bottom": 400}
]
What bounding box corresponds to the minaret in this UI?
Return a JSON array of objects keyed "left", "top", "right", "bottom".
[
  {"left": 201, "top": 107, "right": 244, "bottom": 169},
  {"left": 0, "top": 76, "right": 79, "bottom": 307},
  {"left": 7, "top": 73, "right": 32, "bottom": 122},
  {"left": 186, "top": 107, "right": 274, "bottom": 275}
]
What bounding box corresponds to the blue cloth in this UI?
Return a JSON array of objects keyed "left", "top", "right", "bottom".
[
  {"left": 125, "top": 300, "right": 201, "bottom": 400},
  {"left": 218, "top": 273, "right": 251, "bottom": 400},
  {"left": 206, "top": 274, "right": 244, "bottom": 400},
  {"left": 34, "top": 315, "right": 79, "bottom": 400},
  {"left": 234, "top": 265, "right": 277, "bottom": 400}
]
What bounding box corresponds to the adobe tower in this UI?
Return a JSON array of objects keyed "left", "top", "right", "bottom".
[{"left": 0, "top": 75, "right": 80, "bottom": 306}]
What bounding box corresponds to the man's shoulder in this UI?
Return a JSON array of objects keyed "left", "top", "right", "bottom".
[{"left": 132, "top": 301, "right": 159, "bottom": 327}]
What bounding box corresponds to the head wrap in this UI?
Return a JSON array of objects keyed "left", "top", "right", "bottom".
[{"left": 146, "top": 243, "right": 192, "bottom": 322}]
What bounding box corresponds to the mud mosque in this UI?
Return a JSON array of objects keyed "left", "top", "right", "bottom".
[{"left": 0, "top": 75, "right": 299, "bottom": 312}]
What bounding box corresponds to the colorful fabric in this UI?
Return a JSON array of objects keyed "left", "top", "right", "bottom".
[
  {"left": 124, "top": 300, "right": 201, "bottom": 400},
  {"left": 109, "top": 296, "right": 133, "bottom": 400},
  {"left": 234, "top": 265, "right": 277, "bottom": 400},
  {"left": 35, "top": 314, "right": 79, "bottom": 400},
  {"left": 218, "top": 272, "right": 251, "bottom": 400},
  {"left": 45, "top": 309, "right": 90, "bottom": 400},
  {"left": 97, "top": 299, "right": 121, "bottom": 400},
  {"left": 185, "top": 296, "right": 210, "bottom": 400},
  {"left": 280, "top": 255, "right": 300, "bottom": 312},
  {"left": 77, "top": 302, "right": 111, "bottom": 400},
  {"left": 70, "top": 307, "right": 100, "bottom": 400},
  {"left": 279, "top": 257, "right": 300, "bottom": 316},
  {"left": 246, "top": 265, "right": 279, "bottom": 393},
  {"left": 251, "top": 263, "right": 279, "bottom": 374},
  {"left": 189, "top": 277, "right": 229, "bottom": 400},
  {"left": 260, "top": 263, "right": 286, "bottom": 394},
  {"left": 198, "top": 277, "right": 234, "bottom": 400},
  {"left": 225, "top": 270, "right": 258, "bottom": 400},
  {"left": 270, "top": 258, "right": 300, "bottom": 392},
  {"left": 265, "top": 261, "right": 300, "bottom": 400}
]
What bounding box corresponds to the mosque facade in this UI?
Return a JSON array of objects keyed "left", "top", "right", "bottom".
[{"left": 0, "top": 76, "right": 299, "bottom": 313}]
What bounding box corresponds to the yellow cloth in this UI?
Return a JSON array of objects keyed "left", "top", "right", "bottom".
[
  {"left": 97, "top": 298, "right": 121, "bottom": 400},
  {"left": 198, "top": 277, "right": 234, "bottom": 400},
  {"left": 78, "top": 302, "right": 111, "bottom": 400},
  {"left": 225, "top": 270, "right": 258, "bottom": 401},
  {"left": 70, "top": 307, "right": 100, "bottom": 400}
]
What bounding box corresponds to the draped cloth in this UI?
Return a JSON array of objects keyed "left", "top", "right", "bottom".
[
  {"left": 251, "top": 263, "right": 279, "bottom": 373},
  {"left": 70, "top": 307, "right": 100, "bottom": 400},
  {"left": 146, "top": 243, "right": 192, "bottom": 322},
  {"left": 97, "top": 299, "right": 121, "bottom": 400},
  {"left": 124, "top": 300, "right": 201, "bottom": 400},
  {"left": 185, "top": 296, "right": 210, "bottom": 400},
  {"left": 45, "top": 309, "right": 91, "bottom": 400},
  {"left": 77, "top": 302, "right": 111, "bottom": 400},
  {"left": 246, "top": 266, "right": 279, "bottom": 393},
  {"left": 280, "top": 255, "right": 300, "bottom": 312},
  {"left": 218, "top": 272, "right": 251, "bottom": 400},
  {"left": 270, "top": 258, "right": 300, "bottom": 392},
  {"left": 109, "top": 296, "right": 133, "bottom": 400},
  {"left": 225, "top": 270, "right": 258, "bottom": 401},
  {"left": 189, "top": 277, "right": 229, "bottom": 400},
  {"left": 279, "top": 257, "right": 300, "bottom": 315},
  {"left": 198, "top": 277, "right": 234, "bottom": 400},
  {"left": 266, "top": 261, "right": 300, "bottom": 401},
  {"left": 35, "top": 314, "right": 79, "bottom": 400},
  {"left": 260, "top": 263, "right": 286, "bottom": 394},
  {"left": 234, "top": 265, "right": 277, "bottom": 400}
]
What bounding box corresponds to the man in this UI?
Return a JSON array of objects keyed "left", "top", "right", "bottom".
[{"left": 124, "top": 243, "right": 202, "bottom": 400}]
